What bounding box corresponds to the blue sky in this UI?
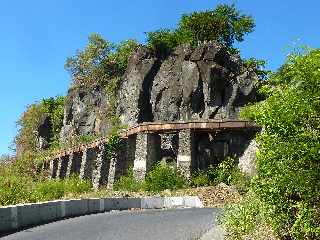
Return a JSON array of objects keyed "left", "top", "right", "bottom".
[{"left": 0, "top": 0, "right": 319, "bottom": 155}]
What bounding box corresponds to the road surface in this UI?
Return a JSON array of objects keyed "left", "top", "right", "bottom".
[{"left": 1, "top": 208, "right": 222, "bottom": 240}]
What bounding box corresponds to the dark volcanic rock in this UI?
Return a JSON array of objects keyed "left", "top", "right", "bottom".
[
  {"left": 117, "top": 46, "right": 159, "bottom": 126},
  {"left": 60, "top": 41, "right": 258, "bottom": 141},
  {"left": 36, "top": 116, "right": 53, "bottom": 150},
  {"left": 118, "top": 41, "right": 258, "bottom": 126},
  {"left": 60, "top": 85, "right": 110, "bottom": 142}
]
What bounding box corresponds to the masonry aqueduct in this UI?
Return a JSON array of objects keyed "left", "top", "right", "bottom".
[{"left": 43, "top": 120, "right": 260, "bottom": 189}]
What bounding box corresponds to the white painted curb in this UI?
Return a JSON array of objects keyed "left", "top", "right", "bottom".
[{"left": 0, "top": 196, "right": 203, "bottom": 234}]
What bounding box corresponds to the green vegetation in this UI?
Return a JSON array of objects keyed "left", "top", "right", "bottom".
[
  {"left": 113, "top": 168, "right": 145, "bottom": 192},
  {"left": 223, "top": 49, "right": 320, "bottom": 239},
  {"left": 65, "top": 34, "right": 138, "bottom": 88},
  {"left": 15, "top": 96, "right": 65, "bottom": 154},
  {"left": 147, "top": 4, "right": 254, "bottom": 53},
  {"left": 114, "top": 163, "right": 187, "bottom": 193},
  {"left": 114, "top": 158, "right": 247, "bottom": 194},
  {"left": 145, "top": 163, "right": 186, "bottom": 192},
  {"left": 0, "top": 152, "right": 91, "bottom": 206},
  {"left": 0, "top": 134, "right": 122, "bottom": 206},
  {"left": 65, "top": 34, "right": 138, "bottom": 127},
  {"left": 32, "top": 176, "right": 92, "bottom": 202},
  {"left": 190, "top": 157, "right": 250, "bottom": 194},
  {"left": 223, "top": 192, "right": 273, "bottom": 240}
]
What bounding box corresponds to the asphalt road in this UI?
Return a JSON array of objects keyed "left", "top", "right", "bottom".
[{"left": 1, "top": 208, "right": 222, "bottom": 240}]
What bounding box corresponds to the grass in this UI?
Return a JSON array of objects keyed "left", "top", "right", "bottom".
[
  {"left": 1, "top": 153, "right": 249, "bottom": 211},
  {"left": 0, "top": 172, "right": 92, "bottom": 206}
]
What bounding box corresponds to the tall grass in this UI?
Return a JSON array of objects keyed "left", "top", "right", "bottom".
[{"left": 0, "top": 152, "right": 92, "bottom": 206}]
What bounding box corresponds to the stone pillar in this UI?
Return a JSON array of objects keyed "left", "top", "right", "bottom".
[
  {"left": 66, "top": 153, "right": 74, "bottom": 177},
  {"left": 107, "top": 156, "right": 117, "bottom": 189},
  {"left": 133, "top": 133, "right": 161, "bottom": 181},
  {"left": 56, "top": 157, "right": 62, "bottom": 178},
  {"left": 50, "top": 158, "right": 59, "bottom": 178},
  {"left": 66, "top": 152, "right": 82, "bottom": 177},
  {"left": 80, "top": 148, "right": 97, "bottom": 180},
  {"left": 80, "top": 149, "right": 88, "bottom": 180},
  {"left": 58, "top": 155, "right": 69, "bottom": 179},
  {"left": 177, "top": 129, "right": 195, "bottom": 179},
  {"left": 42, "top": 161, "right": 50, "bottom": 171},
  {"left": 127, "top": 136, "right": 136, "bottom": 168},
  {"left": 92, "top": 144, "right": 108, "bottom": 190}
]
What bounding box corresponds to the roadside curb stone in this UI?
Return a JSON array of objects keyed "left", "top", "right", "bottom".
[{"left": 0, "top": 196, "right": 203, "bottom": 235}]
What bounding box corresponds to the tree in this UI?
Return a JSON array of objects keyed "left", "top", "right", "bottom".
[
  {"left": 147, "top": 4, "right": 255, "bottom": 52},
  {"left": 15, "top": 96, "right": 65, "bottom": 155},
  {"left": 65, "top": 33, "right": 113, "bottom": 86},
  {"left": 146, "top": 29, "right": 186, "bottom": 54},
  {"left": 178, "top": 4, "right": 254, "bottom": 47},
  {"left": 65, "top": 33, "right": 138, "bottom": 87}
]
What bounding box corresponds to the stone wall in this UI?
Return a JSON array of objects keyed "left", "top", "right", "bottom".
[
  {"left": 193, "top": 129, "right": 257, "bottom": 171},
  {"left": 50, "top": 128, "right": 258, "bottom": 188}
]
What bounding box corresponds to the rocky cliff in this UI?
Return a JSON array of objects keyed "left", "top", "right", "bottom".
[{"left": 60, "top": 41, "right": 258, "bottom": 142}]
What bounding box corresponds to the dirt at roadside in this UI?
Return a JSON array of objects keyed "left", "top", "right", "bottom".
[
  {"left": 169, "top": 183, "right": 242, "bottom": 208},
  {"left": 67, "top": 183, "right": 241, "bottom": 208}
]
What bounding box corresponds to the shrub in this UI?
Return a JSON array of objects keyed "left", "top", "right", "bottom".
[
  {"left": 65, "top": 33, "right": 138, "bottom": 88},
  {"left": 15, "top": 96, "right": 65, "bottom": 154},
  {"left": 0, "top": 167, "right": 92, "bottom": 205},
  {"left": 191, "top": 170, "right": 211, "bottom": 187},
  {"left": 64, "top": 175, "right": 92, "bottom": 194},
  {"left": 32, "top": 176, "right": 91, "bottom": 202},
  {"left": 145, "top": 163, "right": 186, "bottom": 192},
  {"left": 190, "top": 158, "right": 250, "bottom": 193},
  {"left": 146, "top": 29, "right": 190, "bottom": 54},
  {"left": 229, "top": 169, "right": 251, "bottom": 194},
  {"left": 178, "top": 4, "right": 254, "bottom": 47},
  {"left": 146, "top": 4, "right": 255, "bottom": 52},
  {"left": 113, "top": 168, "right": 145, "bottom": 192},
  {"left": 291, "top": 202, "right": 320, "bottom": 239},
  {"left": 222, "top": 192, "right": 274, "bottom": 240},
  {"left": 32, "top": 179, "right": 65, "bottom": 202},
  {"left": 0, "top": 175, "right": 33, "bottom": 206},
  {"left": 225, "top": 48, "right": 320, "bottom": 239},
  {"left": 214, "top": 157, "right": 236, "bottom": 185}
]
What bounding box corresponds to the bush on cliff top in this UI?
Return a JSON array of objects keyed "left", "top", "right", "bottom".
[
  {"left": 65, "top": 34, "right": 138, "bottom": 88},
  {"left": 147, "top": 3, "right": 255, "bottom": 52}
]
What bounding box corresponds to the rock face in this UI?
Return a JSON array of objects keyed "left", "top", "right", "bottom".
[
  {"left": 60, "top": 85, "right": 111, "bottom": 142},
  {"left": 60, "top": 41, "right": 258, "bottom": 143},
  {"left": 118, "top": 42, "right": 258, "bottom": 126},
  {"left": 36, "top": 116, "right": 53, "bottom": 150}
]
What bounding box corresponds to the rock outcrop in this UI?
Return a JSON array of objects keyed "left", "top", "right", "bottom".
[
  {"left": 36, "top": 116, "right": 53, "bottom": 150},
  {"left": 118, "top": 42, "right": 258, "bottom": 127},
  {"left": 60, "top": 85, "right": 111, "bottom": 142},
  {"left": 60, "top": 41, "right": 258, "bottom": 142}
]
